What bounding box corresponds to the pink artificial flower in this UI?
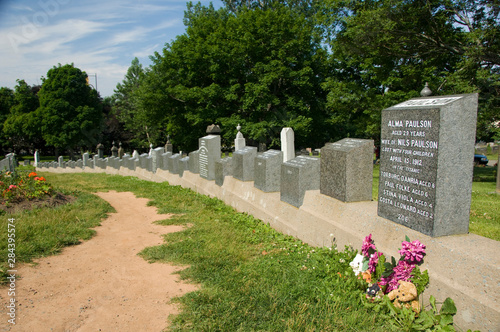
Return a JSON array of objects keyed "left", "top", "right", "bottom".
[
  {"left": 8, "top": 185, "right": 17, "bottom": 190},
  {"left": 368, "top": 252, "right": 383, "bottom": 273},
  {"left": 399, "top": 240, "right": 426, "bottom": 263},
  {"left": 362, "top": 234, "right": 377, "bottom": 257},
  {"left": 380, "top": 260, "right": 416, "bottom": 293}
]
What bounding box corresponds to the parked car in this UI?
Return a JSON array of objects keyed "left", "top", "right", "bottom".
[{"left": 474, "top": 154, "right": 489, "bottom": 166}]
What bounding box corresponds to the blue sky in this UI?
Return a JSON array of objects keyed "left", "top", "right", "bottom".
[{"left": 0, "top": 0, "right": 223, "bottom": 97}]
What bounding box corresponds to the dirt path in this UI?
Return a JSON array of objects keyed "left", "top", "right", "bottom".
[{"left": 0, "top": 191, "right": 198, "bottom": 332}]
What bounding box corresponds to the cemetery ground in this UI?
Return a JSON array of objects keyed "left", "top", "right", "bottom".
[{"left": 0, "top": 168, "right": 497, "bottom": 331}]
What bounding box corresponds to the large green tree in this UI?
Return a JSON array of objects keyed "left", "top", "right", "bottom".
[
  {"left": 37, "top": 64, "right": 103, "bottom": 154},
  {"left": 317, "top": 0, "right": 500, "bottom": 141},
  {"left": 3, "top": 80, "right": 42, "bottom": 151},
  {"left": 0, "top": 87, "right": 15, "bottom": 153},
  {"left": 133, "top": 3, "right": 327, "bottom": 151}
]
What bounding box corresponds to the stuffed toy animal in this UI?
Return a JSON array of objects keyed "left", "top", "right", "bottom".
[{"left": 387, "top": 280, "right": 420, "bottom": 313}]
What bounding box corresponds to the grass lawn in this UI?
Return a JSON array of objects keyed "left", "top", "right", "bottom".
[{"left": 0, "top": 170, "right": 495, "bottom": 331}]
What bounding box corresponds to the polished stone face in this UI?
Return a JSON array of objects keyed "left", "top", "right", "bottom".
[
  {"left": 198, "top": 135, "right": 221, "bottom": 181},
  {"left": 320, "top": 138, "right": 374, "bottom": 203},
  {"left": 254, "top": 149, "right": 282, "bottom": 192},
  {"left": 232, "top": 146, "right": 258, "bottom": 182},
  {"left": 280, "top": 155, "right": 320, "bottom": 208},
  {"left": 378, "top": 94, "right": 478, "bottom": 237},
  {"left": 215, "top": 157, "right": 233, "bottom": 186}
]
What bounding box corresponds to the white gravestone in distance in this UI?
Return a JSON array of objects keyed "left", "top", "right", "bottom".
[{"left": 280, "top": 127, "right": 295, "bottom": 163}]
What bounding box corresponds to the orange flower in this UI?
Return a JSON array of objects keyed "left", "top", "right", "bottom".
[
  {"left": 28, "top": 172, "right": 37, "bottom": 177},
  {"left": 38, "top": 177, "right": 46, "bottom": 182}
]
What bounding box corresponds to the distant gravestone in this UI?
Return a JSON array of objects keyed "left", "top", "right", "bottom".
[
  {"left": 58, "top": 156, "right": 64, "bottom": 168},
  {"left": 23, "top": 160, "right": 30, "bottom": 166},
  {"left": 280, "top": 127, "right": 295, "bottom": 162},
  {"left": 34, "top": 150, "right": 40, "bottom": 167},
  {"left": 165, "top": 135, "right": 173, "bottom": 153},
  {"left": 139, "top": 153, "right": 148, "bottom": 169},
  {"left": 132, "top": 150, "right": 140, "bottom": 159},
  {"left": 280, "top": 156, "right": 320, "bottom": 208},
  {"left": 160, "top": 152, "right": 172, "bottom": 171},
  {"left": 168, "top": 153, "right": 182, "bottom": 175},
  {"left": 254, "top": 149, "right": 282, "bottom": 192},
  {"left": 151, "top": 147, "right": 164, "bottom": 173},
  {"left": 377, "top": 94, "right": 478, "bottom": 237},
  {"left": 189, "top": 150, "right": 200, "bottom": 174},
  {"left": 118, "top": 142, "right": 124, "bottom": 159},
  {"left": 179, "top": 156, "right": 190, "bottom": 177},
  {"left": 82, "top": 152, "right": 90, "bottom": 167},
  {"left": 320, "top": 138, "right": 374, "bottom": 202},
  {"left": 234, "top": 124, "right": 246, "bottom": 151},
  {"left": 97, "top": 143, "right": 104, "bottom": 159},
  {"left": 199, "top": 135, "right": 221, "bottom": 180},
  {"left": 232, "top": 146, "right": 257, "bottom": 181},
  {"left": 215, "top": 157, "right": 233, "bottom": 186},
  {"left": 206, "top": 124, "right": 221, "bottom": 135},
  {"left": 122, "top": 154, "right": 130, "bottom": 169},
  {"left": 76, "top": 159, "right": 83, "bottom": 168},
  {"left": 111, "top": 142, "right": 118, "bottom": 158}
]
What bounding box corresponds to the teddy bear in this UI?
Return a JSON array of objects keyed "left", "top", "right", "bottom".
[{"left": 387, "top": 280, "right": 420, "bottom": 313}]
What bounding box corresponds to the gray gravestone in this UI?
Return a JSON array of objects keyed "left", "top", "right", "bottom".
[
  {"left": 179, "top": 156, "right": 189, "bottom": 177},
  {"left": 161, "top": 152, "right": 172, "bottom": 171},
  {"left": 151, "top": 147, "right": 165, "bottom": 173},
  {"left": 280, "top": 156, "right": 320, "bottom": 208},
  {"left": 215, "top": 157, "right": 233, "bottom": 186},
  {"left": 234, "top": 124, "right": 246, "bottom": 151},
  {"left": 88, "top": 160, "right": 94, "bottom": 169},
  {"left": 232, "top": 146, "right": 257, "bottom": 181},
  {"left": 199, "top": 135, "right": 221, "bottom": 180},
  {"left": 139, "top": 153, "right": 148, "bottom": 169},
  {"left": 82, "top": 152, "right": 89, "bottom": 167},
  {"left": 58, "top": 156, "right": 64, "bottom": 167},
  {"left": 189, "top": 150, "right": 200, "bottom": 174},
  {"left": 76, "top": 159, "right": 83, "bottom": 168},
  {"left": 377, "top": 94, "right": 478, "bottom": 237},
  {"left": 111, "top": 142, "right": 118, "bottom": 158},
  {"left": 97, "top": 143, "right": 104, "bottom": 159},
  {"left": 320, "top": 138, "right": 374, "bottom": 202},
  {"left": 145, "top": 156, "right": 153, "bottom": 172},
  {"left": 169, "top": 153, "right": 182, "bottom": 174},
  {"left": 254, "top": 149, "right": 283, "bottom": 192},
  {"left": 34, "top": 150, "right": 40, "bottom": 167},
  {"left": 23, "top": 160, "right": 30, "bottom": 166}
]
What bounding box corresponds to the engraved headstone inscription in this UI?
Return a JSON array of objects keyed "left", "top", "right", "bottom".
[
  {"left": 199, "top": 135, "right": 221, "bottom": 181},
  {"left": 377, "top": 94, "right": 478, "bottom": 237}
]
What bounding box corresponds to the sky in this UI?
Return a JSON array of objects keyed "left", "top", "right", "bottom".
[{"left": 0, "top": 0, "right": 223, "bottom": 98}]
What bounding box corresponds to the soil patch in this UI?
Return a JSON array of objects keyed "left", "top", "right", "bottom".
[
  {"left": 0, "top": 192, "right": 76, "bottom": 214},
  {"left": 0, "top": 191, "right": 198, "bottom": 331}
]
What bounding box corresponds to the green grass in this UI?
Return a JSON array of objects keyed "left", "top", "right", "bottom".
[{"left": 0, "top": 172, "right": 395, "bottom": 331}]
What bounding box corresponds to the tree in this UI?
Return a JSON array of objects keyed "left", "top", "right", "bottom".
[
  {"left": 112, "top": 58, "right": 152, "bottom": 149},
  {"left": 37, "top": 64, "right": 103, "bottom": 154},
  {"left": 0, "top": 87, "right": 14, "bottom": 153},
  {"left": 3, "top": 80, "right": 42, "bottom": 152},
  {"left": 317, "top": 0, "right": 500, "bottom": 141},
  {"left": 136, "top": 3, "right": 328, "bottom": 151}
]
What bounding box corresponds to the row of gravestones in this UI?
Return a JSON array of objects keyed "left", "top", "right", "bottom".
[{"left": 38, "top": 94, "right": 482, "bottom": 238}]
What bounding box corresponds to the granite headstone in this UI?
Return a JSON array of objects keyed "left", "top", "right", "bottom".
[
  {"left": 254, "top": 149, "right": 282, "bottom": 192},
  {"left": 280, "top": 156, "right": 320, "bottom": 208}
]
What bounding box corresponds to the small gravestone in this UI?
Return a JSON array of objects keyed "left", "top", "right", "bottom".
[
  {"left": 145, "top": 156, "right": 153, "bottom": 172},
  {"left": 132, "top": 150, "right": 139, "bottom": 159},
  {"left": 377, "top": 93, "right": 478, "bottom": 237},
  {"left": 139, "top": 153, "right": 148, "bottom": 169},
  {"left": 232, "top": 146, "right": 257, "bottom": 181},
  {"left": 199, "top": 135, "right": 221, "bottom": 180},
  {"left": 160, "top": 152, "right": 172, "bottom": 171},
  {"left": 281, "top": 127, "right": 295, "bottom": 162},
  {"left": 179, "top": 156, "right": 190, "bottom": 177},
  {"left": 76, "top": 159, "right": 83, "bottom": 168},
  {"left": 165, "top": 135, "right": 173, "bottom": 153},
  {"left": 189, "top": 150, "right": 200, "bottom": 174},
  {"left": 88, "top": 159, "right": 94, "bottom": 168},
  {"left": 83, "top": 152, "right": 90, "bottom": 167},
  {"left": 206, "top": 124, "right": 221, "bottom": 135},
  {"left": 97, "top": 143, "right": 104, "bottom": 159},
  {"left": 320, "top": 138, "right": 374, "bottom": 202},
  {"left": 151, "top": 147, "right": 164, "bottom": 173},
  {"left": 69, "top": 160, "right": 76, "bottom": 169},
  {"left": 168, "top": 153, "right": 182, "bottom": 174},
  {"left": 58, "top": 156, "right": 64, "bottom": 168},
  {"left": 280, "top": 156, "right": 320, "bottom": 208},
  {"left": 34, "top": 150, "right": 40, "bottom": 167},
  {"left": 111, "top": 142, "right": 118, "bottom": 158},
  {"left": 215, "top": 157, "right": 233, "bottom": 186},
  {"left": 23, "top": 160, "right": 30, "bottom": 166},
  {"left": 234, "top": 124, "right": 246, "bottom": 151},
  {"left": 118, "top": 142, "right": 124, "bottom": 159},
  {"left": 254, "top": 149, "right": 282, "bottom": 192}
]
